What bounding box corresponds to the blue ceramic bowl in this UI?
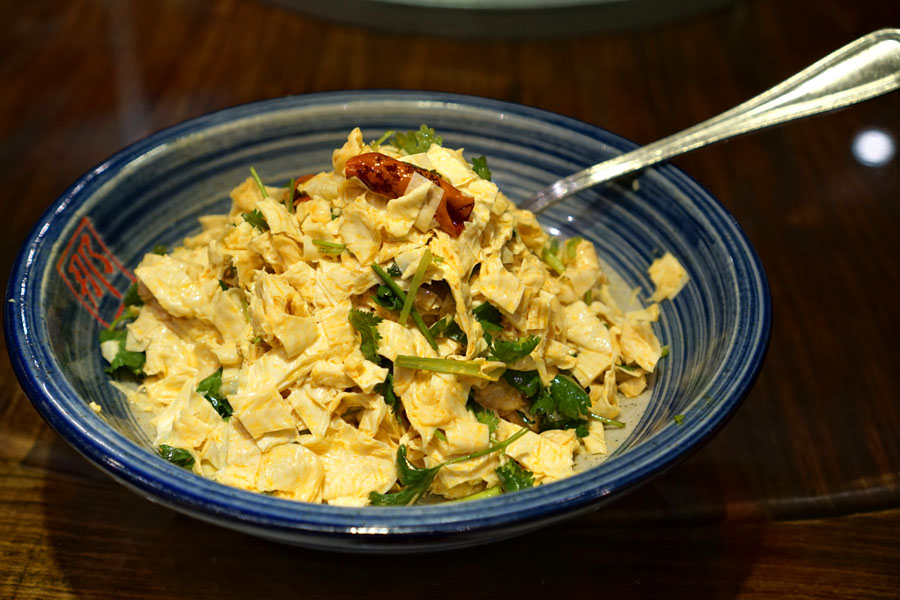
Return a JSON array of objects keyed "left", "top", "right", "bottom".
[{"left": 5, "top": 91, "right": 770, "bottom": 552}]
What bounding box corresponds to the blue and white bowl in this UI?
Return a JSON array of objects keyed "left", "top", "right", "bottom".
[{"left": 4, "top": 91, "right": 770, "bottom": 552}]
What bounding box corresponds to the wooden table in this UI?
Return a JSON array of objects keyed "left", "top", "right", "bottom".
[{"left": 1, "top": 0, "right": 898, "bottom": 597}]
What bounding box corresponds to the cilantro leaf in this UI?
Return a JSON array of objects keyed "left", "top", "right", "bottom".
[
  {"left": 515, "top": 372, "right": 594, "bottom": 435},
  {"left": 387, "top": 263, "right": 403, "bottom": 277},
  {"left": 471, "top": 155, "right": 492, "bottom": 181},
  {"left": 496, "top": 461, "right": 534, "bottom": 492},
  {"left": 391, "top": 125, "right": 443, "bottom": 155},
  {"left": 370, "top": 129, "right": 396, "bottom": 150},
  {"left": 373, "top": 284, "right": 403, "bottom": 311},
  {"left": 502, "top": 369, "right": 542, "bottom": 399},
  {"left": 348, "top": 309, "right": 383, "bottom": 364},
  {"left": 158, "top": 445, "right": 194, "bottom": 469},
  {"left": 375, "top": 370, "right": 399, "bottom": 414},
  {"left": 241, "top": 209, "right": 269, "bottom": 231},
  {"left": 473, "top": 300, "right": 503, "bottom": 341},
  {"left": 152, "top": 244, "right": 168, "bottom": 255},
  {"left": 429, "top": 315, "right": 468, "bottom": 346},
  {"left": 99, "top": 326, "right": 145, "bottom": 376},
  {"left": 369, "top": 445, "right": 441, "bottom": 506},
  {"left": 548, "top": 373, "right": 591, "bottom": 420},
  {"left": 122, "top": 283, "right": 143, "bottom": 308},
  {"left": 467, "top": 395, "right": 499, "bottom": 434},
  {"left": 370, "top": 428, "right": 530, "bottom": 506},
  {"left": 488, "top": 334, "right": 540, "bottom": 363},
  {"left": 196, "top": 368, "right": 233, "bottom": 420}
]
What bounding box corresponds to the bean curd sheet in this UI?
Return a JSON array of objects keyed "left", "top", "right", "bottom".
[{"left": 101, "top": 127, "right": 688, "bottom": 506}]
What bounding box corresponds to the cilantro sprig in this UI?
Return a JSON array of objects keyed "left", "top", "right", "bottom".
[
  {"left": 488, "top": 335, "right": 541, "bottom": 363},
  {"left": 371, "top": 264, "right": 438, "bottom": 351},
  {"left": 348, "top": 309, "right": 383, "bottom": 364},
  {"left": 99, "top": 312, "right": 145, "bottom": 377},
  {"left": 241, "top": 209, "right": 269, "bottom": 231},
  {"left": 158, "top": 445, "right": 194, "bottom": 469},
  {"left": 496, "top": 460, "right": 534, "bottom": 492},
  {"left": 467, "top": 395, "right": 499, "bottom": 434},
  {"left": 389, "top": 125, "right": 443, "bottom": 155},
  {"left": 471, "top": 155, "right": 492, "bottom": 181},
  {"left": 503, "top": 370, "right": 624, "bottom": 434},
  {"left": 369, "top": 426, "right": 529, "bottom": 506},
  {"left": 196, "top": 368, "right": 233, "bottom": 420},
  {"left": 428, "top": 315, "right": 467, "bottom": 345}
]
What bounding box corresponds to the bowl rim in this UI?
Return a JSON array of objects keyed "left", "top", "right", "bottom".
[{"left": 4, "top": 90, "right": 771, "bottom": 549}]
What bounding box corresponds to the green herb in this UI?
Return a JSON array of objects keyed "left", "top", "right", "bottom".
[
  {"left": 286, "top": 177, "right": 295, "bottom": 213},
  {"left": 250, "top": 166, "right": 268, "bottom": 198},
  {"left": 99, "top": 317, "right": 145, "bottom": 377},
  {"left": 565, "top": 237, "right": 583, "bottom": 260},
  {"left": 434, "top": 429, "right": 447, "bottom": 442},
  {"left": 542, "top": 246, "right": 566, "bottom": 276},
  {"left": 218, "top": 279, "right": 230, "bottom": 291},
  {"left": 387, "top": 263, "right": 403, "bottom": 277},
  {"left": 399, "top": 249, "right": 431, "bottom": 325},
  {"left": 472, "top": 302, "right": 502, "bottom": 329},
  {"left": 448, "top": 486, "right": 502, "bottom": 502},
  {"left": 395, "top": 355, "right": 503, "bottom": 381},
  {"left": 152, "top": 244, "right": 168, "bottom": 255},
  {"left": 390, "top": 124, "right": 443, "bottom": 155},
  {"left": 589, "top": 412, "right": 626, "bottom": 429},
  {"left": 158, "top": 445, "right": 194, "bottom": 469},
  {"left": 616, "top": 363, "right": 638, "bottom": 374},
  {"left": 488, "top": 334, "right": 540, "bottom": 363},
  {"left": 547, "top": 373, "right": 591, "bottom": 421},
  {"left": 371, "top": 264, "right": 438, "bottom": 351},
  {"left": 241, "top": 209, "right": 269, "bottom": 231},
  {"left": 375, "top": 370, "right": 399, "bottom": 414},
  {"left": 502, "top": 369, "right": 542, "bottom": 399},
  {"left": 674, "top": 414, "right": 685, "bottom": 425},
  {"left": 513, "top": 372, "right": 598, "bottom": 435},
  {"left": 473, "top": 301, "right": 504, "bottom": 340},
  {"left": 371, "top": 130, "right": 396, "bottom": 150},
  {"left": 122, "top": 283, "right": 143, "bottom": 308},
  {"left": 471, "top": 155, "right": 492, "bottom": 181},
  {"left": 251, "top": 336, "right": 263, "bottom": 344},
  {"left": 196, "top": 368, "right": 233, "bottom": 420},
  {"left": 660, "top": 345, "right": 670, "bottom": 358},
  {"left": 496, "top": 461, "right": 534, "bottom": 492},
  {"left": 369, "top": 427, "right": 528, "bottom": 506},
  {"left": 348, "top": 309, "right": 383, "bottom": 364},
  {"left": 584, "top": 289, "right": 593, "bottom": 304},
  {"left": 428, "top": 315, "right": 467, "bottom": 345},
  {"left": 312, "top": 239, "right": 346, "bottom": 254},
  {"left": 467, "top": 396, "right": 499, "bottom": 434},
  {"left": 373, "top": 284, "right": 403, "bottom": 311}
]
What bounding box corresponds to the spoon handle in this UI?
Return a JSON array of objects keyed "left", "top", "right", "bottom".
[{"left": 525, "top": 28, "right": 900, "bottom": 213}]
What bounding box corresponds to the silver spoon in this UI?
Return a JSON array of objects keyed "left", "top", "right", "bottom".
[{"left": 522, "top": 28, "right": 900, "bottom": 214}]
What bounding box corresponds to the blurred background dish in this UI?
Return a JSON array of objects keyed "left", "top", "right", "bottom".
[{"left": 269, "top": 0, "right": 736, "bottom": 37}]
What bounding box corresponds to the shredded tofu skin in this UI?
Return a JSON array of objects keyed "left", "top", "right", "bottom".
[{"left": 104, "top": 128, "right": 688, "bottom": 505}]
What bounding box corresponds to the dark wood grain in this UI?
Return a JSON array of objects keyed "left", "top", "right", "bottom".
[{"left": 1, "top": 0, "right": 899, "bottom": 596}]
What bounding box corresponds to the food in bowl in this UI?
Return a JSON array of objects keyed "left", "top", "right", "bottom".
[{"left": 100, "top": 125, "right": 688, "bottom": 507}]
